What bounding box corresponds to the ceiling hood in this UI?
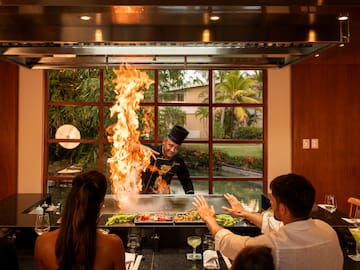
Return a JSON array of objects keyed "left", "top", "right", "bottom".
[{"left": 0, "top": 1, "right": 351, "bottom": 69}]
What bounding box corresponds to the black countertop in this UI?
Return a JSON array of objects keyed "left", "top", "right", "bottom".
[
  {"left": 0, "top": 193, "right": 355, "bottom": 229},
  {"left": 1, "top": 194, "right": 359, "bottom": 270}
]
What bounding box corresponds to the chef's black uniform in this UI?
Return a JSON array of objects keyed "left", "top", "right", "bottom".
[{"left": 141, "top": 145, "right": 194, "bottom": 194}]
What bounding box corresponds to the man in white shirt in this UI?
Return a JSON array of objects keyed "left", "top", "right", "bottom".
[{"left": 193, "top": 173, "right": 344, "bottom": 270}]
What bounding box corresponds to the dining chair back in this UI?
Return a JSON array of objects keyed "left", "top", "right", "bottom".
[{"left": 347, "top": 197, "right": 360, "bottom": 218}]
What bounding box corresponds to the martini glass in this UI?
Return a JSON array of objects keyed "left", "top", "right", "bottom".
[
  {"left": 187, "top": 236, "right": 201, "bottom": 261},
  {"left": 349, "top": 227, "right": 360, "bottom": 260}
]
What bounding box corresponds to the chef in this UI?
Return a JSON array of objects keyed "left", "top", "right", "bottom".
[{"left": 141, "top": 125, "right": 194, "bottom": 194}]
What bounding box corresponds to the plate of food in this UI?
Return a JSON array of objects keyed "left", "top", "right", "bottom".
[
  {"left": 174, "top": 209, "right": 204, "bottom": 223},
  {"left": 134, "top": 212, "right": 173, "bottom": 224}
]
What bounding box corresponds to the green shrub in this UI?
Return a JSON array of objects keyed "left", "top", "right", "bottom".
[{"left": 234, "top": 126, "right": 263, "bottom": 140}]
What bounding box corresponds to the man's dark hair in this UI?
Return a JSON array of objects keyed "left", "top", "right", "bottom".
[
  {"left": 270, "top": 173, "right": 315, "bottom": 219},
  {"left": 231, "top": 245, "right": 274, "bottom": 270}
]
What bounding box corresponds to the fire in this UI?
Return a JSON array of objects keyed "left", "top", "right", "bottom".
[{"left": 107, "top": 65, "right": 154, "bottom": 209}]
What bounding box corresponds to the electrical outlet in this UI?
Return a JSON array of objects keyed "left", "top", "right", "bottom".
[{"left": 302, "top": 139, "right": 310, "bottom": 149}]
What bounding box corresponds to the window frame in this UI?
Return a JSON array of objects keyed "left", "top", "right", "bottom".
[{"left": 43, "top": 69, "right": 268, "bottom": 195}]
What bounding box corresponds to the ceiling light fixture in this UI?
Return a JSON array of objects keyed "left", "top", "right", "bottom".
[
  {"left": 337, "top": 14, "right": 349, "bottom": 21},
  {"left": 210, "top": 15, "right": 220, "bottom": 21},
  {"left": 80, "top": 15, "right": 92, "bottom": 21}
]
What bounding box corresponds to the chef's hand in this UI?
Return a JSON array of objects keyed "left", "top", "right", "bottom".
[
  {"left": 140, "top": 144, "right": 159, "bottom": 159},
  {"left": 193, "top": 196, "right": 216, "bottom": 222},
  {"left": 221, "top": 193, "right": 247, "bottom": 218}
]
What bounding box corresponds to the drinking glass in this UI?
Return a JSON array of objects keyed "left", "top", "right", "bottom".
[
  {"left": 34, "top": 213, "right": 50, "bottom": 235},
  {"left": 187, "top": 236, "right": 201, "bottom": 260},
  {"left": 349, "top": 228, "right": 360, "bottom": 260},
  {"left": 324, "top": 194, "right": 337, "bottom": 213}
]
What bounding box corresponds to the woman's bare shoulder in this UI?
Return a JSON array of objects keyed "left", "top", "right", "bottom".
[
  {"left": 97, "top": 231, "right": 124, "bottom": 248},
  {"left": 36, "top": 229, "right": 59, "bottom": 246}
]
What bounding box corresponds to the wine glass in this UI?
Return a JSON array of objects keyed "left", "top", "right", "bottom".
[
  {"left": 324, "top": 194, "right": 337, "bottom": 213},
  {"left": 187, "top": 236, "right": 201, "bottom": 261},
  {"left": 34, "top": 213, "right": 50, "bottom": 235}
]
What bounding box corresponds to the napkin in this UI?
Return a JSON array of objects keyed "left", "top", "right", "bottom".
[
  {"left": 125, "top": 253, "right": 136, "bottom": 269},
  {"left": 317, "top": 204, "right": 336, "bottom": 213},
  {"left": 203, "top": 250, "right": 220, "bottom": 270},
  {"left": 348, "top": 254, "right": 360, "bottom": 261},
  {"left": 341, "top": 217, "right": 360, "bottom": 224}
]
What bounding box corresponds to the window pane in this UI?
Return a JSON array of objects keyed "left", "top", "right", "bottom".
[
  {"left": 170, "top": 180, "right": 208, "bottom": 195},
  {"left": 105, "top": 105, "right": 155, "bottom": 140},
  {"left": 179, "top": 144, "right": 209, "bottom": 177},
  {"left": 47, "top": 179, "right": 72, "bottom": 204},
  {"left": 104, "top": 69, "right": 117, "bottom": 102},
  {"left": 158, "top": 106, "right": 209, "bottom": 140},
  {"left": 49, "top": 106, "right": 100, "bottom": 139},
  {"left": 213, "top": 70, "right": 263, "bottom": 104},
  {"left": 213, "top": 180, "right": 263, "bottom": 211},
  {"left": 213, "top": 144, "right": 263, "bottom": 178},
  {"left": 48, "top": 69, "right": 100, "bottom": 102},
  {"left": 48, "top": 178, "right": 112, "bottom": 205},
  {"left": 48, "top": 143, "right": 99, "bottom": 176},
  {"left": 158, "top": 70, "right": 209, "bottom": 103},
  {"left": 105, "top": 69, "right": 155, "bottom": 102},
  {"left": 213, "top": 107, "right": 263, "bottom": 140}
]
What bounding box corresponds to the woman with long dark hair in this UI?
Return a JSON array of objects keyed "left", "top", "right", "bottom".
[{"left": 35, "top": 170, "right": 125, "bottom": 270}]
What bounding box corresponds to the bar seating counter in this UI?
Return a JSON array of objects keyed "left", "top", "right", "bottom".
[{"left": 0, "top": 194, "right": 359, "bottom": 269}]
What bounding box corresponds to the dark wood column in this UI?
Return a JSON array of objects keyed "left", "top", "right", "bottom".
[{"left": 0, "top": 60, "right": 19, "bottom": 199}]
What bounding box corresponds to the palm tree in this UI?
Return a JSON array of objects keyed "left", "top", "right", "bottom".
[{"left": 214, "top": 70, "right": 261, "bottom": 137}]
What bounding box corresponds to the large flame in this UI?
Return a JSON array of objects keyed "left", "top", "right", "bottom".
[{"left": 107, "top": 65, "right": 154, "bottom": 209}]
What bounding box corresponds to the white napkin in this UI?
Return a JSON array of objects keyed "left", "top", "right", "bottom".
[
  {"left": 203, "top": 250, "right": 220, "bottom": 270},
  {"left": 342, "top": 217, "right": 360, "bottom": 224},
  {"left": 317, "top": 204, "right": 336, "bottom": 213},
  {"left": 125, "top": 253, "right": 136, "bottom": 269}
]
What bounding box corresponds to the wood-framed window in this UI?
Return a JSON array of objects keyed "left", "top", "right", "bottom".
[{"left": 44, "top": 69, "right": 266, "bottom": 207}]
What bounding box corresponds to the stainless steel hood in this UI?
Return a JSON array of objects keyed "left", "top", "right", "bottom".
[{"left": 0, "top": 1, "right": 352, "bottom": 69}]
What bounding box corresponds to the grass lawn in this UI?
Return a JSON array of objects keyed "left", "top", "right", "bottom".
[{"left": 184, "top": 144, "right": 262, "bottom": 158}]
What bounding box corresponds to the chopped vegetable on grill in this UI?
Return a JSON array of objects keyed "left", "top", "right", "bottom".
[
  {"left": 105, "top": 213, "right": 138, "bottom": 226},
  {"left": 215, "top": 214, "right": 238, "bottom": 226}
]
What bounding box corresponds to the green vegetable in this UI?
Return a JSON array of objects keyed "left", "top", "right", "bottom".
[
  {"left": 105, "top": 213, "right": 138, "bottom": 226},
  {"left": 215, "top": 214, "right": 238, "bottom": 226}
]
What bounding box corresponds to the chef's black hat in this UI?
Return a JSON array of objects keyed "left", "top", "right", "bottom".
[{"left": 167, "top": 125, "right": 189, "bottom": 145}]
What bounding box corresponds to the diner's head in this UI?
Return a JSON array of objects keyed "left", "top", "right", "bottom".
[
  {"left": 61, "top": 170, "right": 107, "bottom": 226},
  {"left": 230, "top": 245, "right": 274, "bottom": 270},
  {"left": 270, "top": 173, "right": 315, "bottom": 220},
  {"left": 56, "top": 170, "right": 107, "bottom": 269},
  {"left": 163, "top": 125, "right": 189, "bottom": 158}
]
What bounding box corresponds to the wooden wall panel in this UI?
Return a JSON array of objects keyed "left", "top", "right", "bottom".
[
  {"left": 291, "top": 8, "right": 360, "bottom": 213},
  {"left": 0, "top": 60, "right": 18, "bottom": 199},
  {"left": 292, "top": 65, "right": 360, "bottom": 213}
]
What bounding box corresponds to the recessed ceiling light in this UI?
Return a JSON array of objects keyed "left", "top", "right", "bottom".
[
  {"left": 314, "top": 54, "right": 320, "bottom": 57},
  {"left": 337, "top": 14, "right": 349, "bottom": 21},
  {"left": 210, "top": 15, "right": 220, "bottom": 21},
  {"left": 80, "top": 15, "right": 92, "bottom": 21}
]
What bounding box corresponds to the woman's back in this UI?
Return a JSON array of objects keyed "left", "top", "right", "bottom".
[
  {"left": 35, "top": 171, "right": 126, "bottom": 270},
  {"left": 35, "top": 229, "right": 125, "bottom": 270}
]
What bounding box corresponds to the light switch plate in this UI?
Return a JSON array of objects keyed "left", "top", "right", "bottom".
[
  {"left": 302, "top": 139, "right": 310, "bottom": 149},
  {"left": 311, "top": 138, "right": 319, "bottom": 149}
]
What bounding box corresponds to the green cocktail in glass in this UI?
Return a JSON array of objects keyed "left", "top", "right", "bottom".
[{"left": 349, "top": 228, "right": 360, "bottom": 260}]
